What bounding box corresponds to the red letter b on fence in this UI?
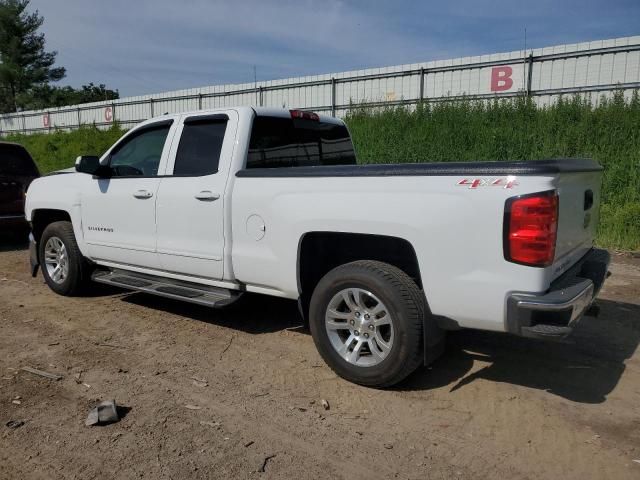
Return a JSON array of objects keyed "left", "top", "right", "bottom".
[{"left": 491, "top": 66, "right": 513, "bottom": 92}]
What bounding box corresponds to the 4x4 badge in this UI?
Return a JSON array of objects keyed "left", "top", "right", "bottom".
[{"left": 457, "top": 177, "right": 519, "bottom": 189}]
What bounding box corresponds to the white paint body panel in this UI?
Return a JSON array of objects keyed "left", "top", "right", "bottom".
[
  {"left": 25, "top": 107, "right": 601, "bottom": 333},
  {"left": 24, "top": 173, "right": 88, "bottom": 255},
  {"left": 155, "top": 110, "right": 239, "bottom": 279},
  {"left": 551, "top": 172, "right": 602, "bottom": 279},
  {"left": 230, "top": 174, "right": 556, "bottom": 331},
  {"left": 81, "top": 176, "right": 163, "bottom": 269}
]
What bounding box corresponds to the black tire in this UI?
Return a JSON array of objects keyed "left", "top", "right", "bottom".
[
  {"left": 39, "top": 221, "right": 90, "bottom": 296},
  {"left": 309, "top": 260, "right": 424, "bottom": 387}
]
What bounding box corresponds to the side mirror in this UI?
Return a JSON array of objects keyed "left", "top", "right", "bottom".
[{"left": 75, "top": 156, "right": 105, "bottom": 176}]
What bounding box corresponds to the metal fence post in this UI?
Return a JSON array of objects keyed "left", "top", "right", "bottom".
[
  {"left": 77, "top": 107, "right": 81, "bottom": 128},
  {"left": 331, "top": 77, "right": 336, "bottom": 117},
  {"left": 150, "top": 98, "right": 154, "bottom": 117},
  {"left": 22, "top": 114, "right": 26, "bottom": 134},
  {"left": 259, "top": 86, "right": 264, "bottom": 107},
  {"left": 198, "top": 93, "right": 203, "bottom": 110},
  {"left": 419, "top": 67, "right": 425, "bottom": 103},
  {"left": 526, "top": 53, "right": 534, "bottom": 96}
]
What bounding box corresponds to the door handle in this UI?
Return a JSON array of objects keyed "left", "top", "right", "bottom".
[
  {"left": 133, "top": 190, "right": 153, "bottom": 199},
  {"left": 194, "top": 191, "right": 220, "bottom": 201}
]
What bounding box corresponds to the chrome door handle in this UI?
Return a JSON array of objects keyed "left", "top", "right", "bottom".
[
  {"left": 194, "top": 191, "right": 220, "bottom": 201},
  {"left": 133, "top": 190, "right": 153, "bottom": 199}
]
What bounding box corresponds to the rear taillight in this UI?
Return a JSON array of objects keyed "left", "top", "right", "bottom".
[
  {"left": 290, "top": 109, "right": 319, "bottom": 121},
  {"left": 504, "top": 191, "right": 558, "bottom": 267}
]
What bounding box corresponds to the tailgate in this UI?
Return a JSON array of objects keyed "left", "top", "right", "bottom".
[{"left": 552, "top": 170, "right": 603, "bottom": 279}]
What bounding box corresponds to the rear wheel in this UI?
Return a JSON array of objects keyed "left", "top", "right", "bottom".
[
  {"left": 309, "top": 260, "right": 424, "bottom": 387},
  {"left": 39, "top": 221, "right": 90, "bottom": 296}
]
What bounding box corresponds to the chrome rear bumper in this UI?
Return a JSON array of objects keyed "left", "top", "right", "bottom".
[{"left": 507, "top": 248, "right": 610, "bottom": 340}]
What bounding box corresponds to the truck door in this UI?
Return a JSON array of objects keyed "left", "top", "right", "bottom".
[
  {"left": 155, "top": 111, "right": 238, "bottom": 279},
  {"left": 80, "top": 120, "right": 176, "bottom": 269}
]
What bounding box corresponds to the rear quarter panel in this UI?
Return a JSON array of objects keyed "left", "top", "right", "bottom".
[{"left": 231, "top": 174, "right": 557, "bottom": 332}]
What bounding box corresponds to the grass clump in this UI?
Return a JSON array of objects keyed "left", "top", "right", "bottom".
[
  {"left": 6, "top": 124, "right": 125, "bottom": 173},
  {"left": 345, "top": 92, "right": 640, "bottom": 251}
]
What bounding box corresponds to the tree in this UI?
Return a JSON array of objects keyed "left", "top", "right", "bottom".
[
  {"left": 23, "top": 82, "right": 119, "bottom": 110},
  {"left": 0, "top": 0, "right": 65, "bottom": 113},
  {"left": 0, "top": 2, "right": 118, "bottom": 112},
  {"left": 76, "top": 83, "right": 119, "bottom": 104}
]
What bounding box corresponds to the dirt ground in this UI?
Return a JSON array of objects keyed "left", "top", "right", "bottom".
[{"left": 1, "top": 238, "right": 639, "bottom": 480}]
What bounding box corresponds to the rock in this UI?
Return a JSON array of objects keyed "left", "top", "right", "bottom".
[
  {"left": 6, "top": 420, "right": 25, "bottom": 429},
  {"left": 321, "top": 399, "right": 330, "bottom": 410},
  {"left": 259, "top": 454, "right": 277, "bottom": 473},
  {"left": 199, "top": 421, "right": 220, "bottom": 427},
  {"left": 384, "top": 443, "right": 394, "bottom": 450},
  {"left": 85, "top": 400, "right": 120, "bottom": 426}
]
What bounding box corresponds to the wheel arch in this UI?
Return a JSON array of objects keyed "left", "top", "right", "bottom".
[
  {"left": 297, "top": 231, "right": 424, "bottom": 320},
  {"left": 31, "top": 209, "right": 73, "bottom": 244},
  {"left": 297, "top": 231, "right": 444, "bottom": 368}
]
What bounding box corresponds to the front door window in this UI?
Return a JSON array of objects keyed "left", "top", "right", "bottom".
[{"left": 109, "top": 124, "right": 171, "bottom": 177}]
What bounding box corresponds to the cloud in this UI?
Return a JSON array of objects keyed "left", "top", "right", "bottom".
[{"left": 29, "top": 0, "right": 640, "bottom": 96}]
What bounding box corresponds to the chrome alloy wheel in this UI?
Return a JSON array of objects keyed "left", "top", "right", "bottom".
[
  {"left": 43, "top": 236, "right": 69, "bottom": 284},
  {"left": 325, "top": 288, "right": 395, "bottom": 367}
]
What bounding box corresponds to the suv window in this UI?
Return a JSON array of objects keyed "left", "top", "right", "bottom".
[
  {"left": 247, "top": 116, "right": 356, "bottom": 169},
  {"left": 173, "top": 118, "right": 228, "bottom": 176},
  {"left": 109, "top": 123, "right": 171, "bottom": 177},
  {"left": 0, "top": 144, "right": 39, "bottom": 176}
]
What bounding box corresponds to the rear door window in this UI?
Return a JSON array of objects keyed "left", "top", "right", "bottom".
[
  {"left": 0, "top": 145, "right": 38, "bottom": 176},
  {"left": 173, "top": 117, "right": 228, "bottom": 176},
  {"left": 247, "top": 116, "right": 356, "bottom": 169}
]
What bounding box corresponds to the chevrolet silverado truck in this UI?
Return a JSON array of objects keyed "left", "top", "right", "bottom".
[{"left": 24, "top": 107, "right": 610, "bottom": 387}]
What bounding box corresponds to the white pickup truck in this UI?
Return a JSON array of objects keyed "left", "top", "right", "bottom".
[{"left": 25, "top": 107, "right": 610, "bottom": 387}]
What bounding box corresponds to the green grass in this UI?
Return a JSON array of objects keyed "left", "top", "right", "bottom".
[
  {"left": 345, "top": 92, "right": 640, "bottom": 251},
  {"left": 6, "top": 124, "right": 126, "bottom": 174},
  {"left": 4, "top": 92, "right": 640, "bottom": 251}
]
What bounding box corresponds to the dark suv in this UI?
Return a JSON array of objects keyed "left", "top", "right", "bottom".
[{"left": 0, "top": 142, "right": 40, "bottom": 233}]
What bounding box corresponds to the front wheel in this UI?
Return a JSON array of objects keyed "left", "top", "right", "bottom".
[
  {"left": 309, "top": 260, "right": 424, "bottom": 387},
  {"left": 39, "top": 221, "right": 90, "bottom": 296}
]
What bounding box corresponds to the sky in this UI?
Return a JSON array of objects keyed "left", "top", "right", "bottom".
[{"left": 29, "top": 0, "right": 640, "bottom": 97}]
